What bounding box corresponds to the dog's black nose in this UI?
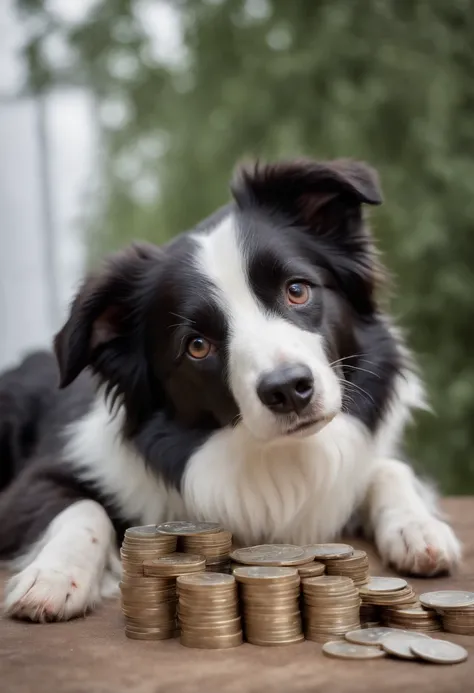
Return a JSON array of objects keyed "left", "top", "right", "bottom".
[{"left": 257, "top": 364, "right": 314, "bottom": 415}]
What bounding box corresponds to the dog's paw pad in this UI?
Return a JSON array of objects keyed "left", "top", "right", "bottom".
[
  {"left": 4, "top": 564, "right": 97, "bottom": 622},
  {"left": 377, "top": 514, "right": 461, "bottom": 577}
]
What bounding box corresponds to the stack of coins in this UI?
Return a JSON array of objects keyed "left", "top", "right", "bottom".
[
  {"left": 323, "top": 550, "right": 370, "bottom": 587},
  {"left": 143, "top": 553, "right": 207, "bottom": 580},
  {"left": 119, "top": 526, "right": 178, "bottom": 640},
  {"left": 302, "top": 575, "right": 360, "bottom": 643},
  {"left": 181, "top": 530, "right": 233, "bottom": 573},
  {"left": 420, "top": 590, "right": 474, "bottom": 635},
  {"left": 297, "top": 561, "right": 326, "bottom": 579},
  {"left": 303, "top": 544, "right": 354, "bottom": 563},
  {"left": 177, "top": 573, "right": 243, "bottom": 649},
  {"left": 360, "top": 603, "right": 382, "bottom": 627},
  {"left": 382, "top": 605, "right": 441, "bottom": 632},
  {"left": 155, "top": 520, "right": 222, "bottom": 543},
  {"left": 120, "top": 525, "right": 177, "bottom": 577},
  {"left": 359, "top": 577, "right": 418, "bottom": 617},
  {"left": 231, "top": 544, "right": 315, "bottom": 568},
  {"left": 234, "top": 566, "right": 304, "bottom": 646}
]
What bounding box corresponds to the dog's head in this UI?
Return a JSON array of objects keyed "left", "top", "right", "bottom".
[{"left": 55, "top": 158, "right": 385, "bottom": 443}]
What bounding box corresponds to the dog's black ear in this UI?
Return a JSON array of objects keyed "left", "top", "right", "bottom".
[
  {"left": 54, "top": 243, "right": 160, "bottom": 388},
  {"left": 231, "top": 158, "right": 382, "bottom": 227}
]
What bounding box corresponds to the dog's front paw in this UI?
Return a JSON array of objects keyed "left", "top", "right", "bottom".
[
  {"left": 376, "top": 512, "right": 461, "bottom": 577},
  {"left": 4, "top": 563, "right": 100, "bottom": 622}
]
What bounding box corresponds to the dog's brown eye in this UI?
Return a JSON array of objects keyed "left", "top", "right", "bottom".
[
  {"left": 187, "top": 336, "right": 212, "bottom": 359},
  {"left": 286, "top": 282, "right": 310, "bottom": 305}
]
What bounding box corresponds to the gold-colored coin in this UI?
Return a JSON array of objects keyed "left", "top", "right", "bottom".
[
  {"left": 298, "top": 562, "right": 326, "bottom": 578},
  {"left": 177, "top": 572, "right": 235, "bottom": 588},
  {"left": 234, "top": 566, "right": 299, "bottom": 584},
  {"left": 143, "top": 553, "right": 206, "bottom": 577},
  {"left": 180, "top": 631, "right": 243, "bottom": 649}
]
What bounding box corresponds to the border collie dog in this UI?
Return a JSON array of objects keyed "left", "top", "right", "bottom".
[{"left": 0, "top": 159, "right": 460, "bottom": 622}]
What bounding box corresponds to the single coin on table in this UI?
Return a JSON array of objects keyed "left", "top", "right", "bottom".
[
  {"left": 322, "top": 640, "right": 386, "bottom": 660},
  {"left": 302, "top": 544, "right": 354, "bottom": 560},
  {"left": 345, "top": 627, "right": 423, "bottom": 646},
  {"left": 410, "top": 639, "right": 468, "bottom": 665},
  {"left": 382, "top": 633, "right": 432, "bottom": 660},
  {"left": 419, "top": 591, "right": 474, "bottom": 610},
  {"left": 230, "top": 545, "right": 312, "bottom": 566},
  {"left": 359, "top": 577, "right": 408, "bottom": 593},
  {"left": 155, "top": 521, "right": 222, "bottom": 536}
]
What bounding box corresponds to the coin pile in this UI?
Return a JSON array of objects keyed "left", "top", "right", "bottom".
[
  {"left": 330, "top": 627, "right": 469, "bottom": 665},
  {"left": 231, "top": 544, "right": 316, "bottom": 568},
  {"left": 420, "top": 590, "right": 474, "bottom": 636},
  {"left": 359, "top": 577, "right": 418, "bottom": 619},
  {"left": 234, "top": 566, "right": 304, "bottom": 646},
  {"left": 119, "top": 526, "right": 178, "bottom": 640},
  {"left": 382, "top": 605, "right": 441, "bottom": 632},
  {"left": 323, "top": 549, "right": 370, "bottom": 587},
  {"left": 143, "top": 553, "right": 206, "bottom": 579},
  {"left": 177, "top": 573, "right": 243, "bottom": 649},
  {"left": 302, "top": 576, "right": 360, "bottom": 642},
  {"left": 181, "top": 530, "right": 233, "bottom": 573},
  {"left": 120, "top": 525, "right": 177, "bottom": 576}
]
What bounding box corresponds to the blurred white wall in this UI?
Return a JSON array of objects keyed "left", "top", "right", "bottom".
[{"left": 0, "top": 0, "right": 97, "bottom": 370}]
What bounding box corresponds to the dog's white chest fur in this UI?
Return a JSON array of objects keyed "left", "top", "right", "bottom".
[{"left": 66, "top": 397, "right": 377, "bottom": 546}]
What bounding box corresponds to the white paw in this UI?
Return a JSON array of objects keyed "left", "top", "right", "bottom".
[
  {"left": 376, "top": 512, "right": 462, "bottom": 576},
  {"left": 4, "top": 562, "right": 101, "bottom": 622}
]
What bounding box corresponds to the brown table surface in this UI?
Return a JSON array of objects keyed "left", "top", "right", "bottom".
[{"left": 1, "top": 497, "right": 473, "bottom": 693}]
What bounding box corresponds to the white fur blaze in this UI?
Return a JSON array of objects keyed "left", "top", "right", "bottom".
[
  {"left": 367, "top": 459, "right": 461, "bottom": 576},
  {"left": 4, "top": 500, "right": 117, "bottom": 622}
]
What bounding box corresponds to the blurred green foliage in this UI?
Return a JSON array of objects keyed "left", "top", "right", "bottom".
[{"left": 16, "top": 0, "right": 474, "bottom": 492}]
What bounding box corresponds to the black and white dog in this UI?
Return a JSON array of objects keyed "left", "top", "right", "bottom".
[{"left": 0, "top": 158, "right": 460, "bottom": 622}]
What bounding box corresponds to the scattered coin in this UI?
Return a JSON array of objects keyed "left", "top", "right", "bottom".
[
  {"left": 419, "top": 591, "right": 474, "bottom": 610},
  {"left": 156, "top": 521, "right": 223, "bottom": 536},
  {"left": 382, "top": 633, "right": 432, "bottom": 660},
  {"left": 303, "top": 544, "right": 354, "bottom": 560},
  {"left": 410, "top": 639, "right": 468, "bottom": 665},
  {"left": 345, "top": 627, "right": 414, "bottom": 646},
  {"left": 231, "top": 544, "right": 313, "bottom": 566},
  {"left": 323, "top": 640, "right": 386, "bottom": 660}
]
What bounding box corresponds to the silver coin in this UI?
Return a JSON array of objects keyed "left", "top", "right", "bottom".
[
  {"left": 419, "top": 591, "right": 474, "bottom": 610},
  {"left": 303, "top": 544, "right": 354, "bottom": 559},
  {"left": 323, "top": 640, "right": 386, "bottom": 660},
  {"left": 155, "top": 521, "right": 222, "bottom": 536},
  {"left": 230, "top": 545, "right": 308, "bottom": 566},
  {"left": 360, "top": 577, "right": 408, "bottom": 593},
  {"left": 410, "top": 639, "right": 468, "bottom": 664},
  {"left": 382, "top": 633, "right": 432, "bottom": 660},
  {"left": 346, "top": 627, "right": 413, "bottom": 645}
]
